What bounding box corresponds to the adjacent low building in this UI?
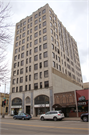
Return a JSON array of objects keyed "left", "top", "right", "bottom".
[{"left": 0, "top": 93, "right": 9, "bottom": 115}]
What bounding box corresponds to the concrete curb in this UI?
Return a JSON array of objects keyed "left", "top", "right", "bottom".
[{"left": 0, "top": 115, "right": 80, "bottom": 121}]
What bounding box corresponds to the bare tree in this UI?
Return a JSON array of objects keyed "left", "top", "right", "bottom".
[{"left": 0, "top": 2, "right": 12, "bottom": 83}]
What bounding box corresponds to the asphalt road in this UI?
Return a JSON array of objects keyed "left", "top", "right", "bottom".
[{"left": 0, "top": 118, "right": 88, "bottom": 135}]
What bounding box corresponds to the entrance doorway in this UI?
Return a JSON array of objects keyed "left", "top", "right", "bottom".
[
  {"left": 14, "top": 108, "right": 19, "bottom": 115},
  {"left": 26, "top": 106, "right": 30, "bottom": 115}
]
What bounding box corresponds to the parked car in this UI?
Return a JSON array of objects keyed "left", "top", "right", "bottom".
[
  {"left": 80, "top": 113, "right": 89, "bottom": 122},
  {"left": 13, "top": 113, "right": 32, "bottom": 120},
  {"left": 40, "top": 110, "right": 64, "bottom": 121}
]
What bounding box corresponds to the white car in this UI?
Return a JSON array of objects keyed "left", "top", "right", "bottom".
[{"left": 40, "top": 110, "right": 64, "bottom": 121}]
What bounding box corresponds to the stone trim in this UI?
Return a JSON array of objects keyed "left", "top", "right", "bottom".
[{"left": 52, "top": 68, "right": 82, "bottom": 87}]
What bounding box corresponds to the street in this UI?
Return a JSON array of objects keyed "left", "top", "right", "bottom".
[{"left": 0, "top": 118, "right": 89, "bottom": 134}]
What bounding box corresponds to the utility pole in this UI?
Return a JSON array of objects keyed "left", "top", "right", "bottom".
[{"left": 2, "top": 83, "right": 6, "bottom": 118}]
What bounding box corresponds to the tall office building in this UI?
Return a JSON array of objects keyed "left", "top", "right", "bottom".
[{"left": 10, "top": 4, "right": 83, "bottom": 116}]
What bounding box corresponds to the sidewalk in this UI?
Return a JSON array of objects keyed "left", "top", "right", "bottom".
[{"left": 0, "top": 115, "right": 80, "bottom": 121}]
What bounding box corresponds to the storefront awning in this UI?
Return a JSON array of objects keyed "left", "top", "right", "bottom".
[{"left": 52, "top": 104, "right": 62, "bottom": 108}]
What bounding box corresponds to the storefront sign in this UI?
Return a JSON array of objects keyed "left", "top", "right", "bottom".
[
  {"left": 34, "top": 104, "right": 49, "bottom": 108},
  {"left": 78, "top": 96, "right": 86, "bottom": 101},
  {"left": 11, "top": 106, "right": 22, "bottom": 108},
  {"left": 78, "top": 102, "right": 86, "bottom": 105}
]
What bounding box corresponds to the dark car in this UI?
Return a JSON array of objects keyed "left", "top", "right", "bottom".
[
  {"left": 80, "top": 113, "right": 89, "bottom": 122},
  {"left": 13, "top": 113, "right": 32, "bottom": 120}
]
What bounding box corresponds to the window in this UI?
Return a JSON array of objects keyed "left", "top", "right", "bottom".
[
  {"left": 29, "top": 66, "right": 31, "bottom": 72},
  {"left": 14, "top": 56, "right": 17, "bottom": 61},
  {"left": 40, "top": 82, "right": 42, "bottom": 88},
  {"left": 12, "top": 87, "right": 15, "bottom": 93},
  {"left": 34, "top": 47, "right": 38, "bottom": 53},
  {"left": 23, "top": 21, "right": 26, "bottom": 26},
  {"left": 43, "top": 28, "right": 46, "bottom": 34},
  {"left": 53, "top": 61, "right": 55, "bottom": 67},
  {"left": 22, "top": 39, "right": 25, "bottom": 44},
  {"left": 13, "top": 71, "right": 16, "bottom": 76},
  {"left": 29, "top": 57, "right": 31, "bottom": 63},
  {"left": 43, "top": 43, "right": 47, "bottom": 49},
  {"left": 22, "top": 46, "right": 24, "bottom": 51},
  {"left": 34, "top": 64, "right": 38, "bottom": 70},
  {"left": 18, "top": 41, "right": 21, "bottom": 46},
  {"left": 27, "top": 43, "right": 29, "bottom": 48},
  {"left": 30, "top": 42, "right": 32, "bottom": 47},
  {"left": 43, "top": 21, "right": 46, "bottom": 27},
  {"left": 34, "top": 32, "right": 38, "bottom": 38},
  {"left": 39, "top": 18, "right": 41, "bottom": 22},
  {"left": 39, "top": 12, "right": 41, "bottom": 16},
  {"left": 51, "top": 36, "right": 54, "bottom": 41},
  {"left": 15, "top": 42, "right": 18, "bottom": 47},
  {"left": 34, "top": 26, "right": 38, "bottom": 31},
  {"left": 39, "top": 45, "right": 41, "bottom": 51},
  {"left": 26, "top": 51, "right": 28, "bottom": 56},
  {"left": 42, "top": 15, "right": 46, "bottom": 20},
  {"left": 40, "top": 72, "right": 42, "bottom": 78},
  {"left": 20, "top": 68, "right": 23, "bottom": 74},
  {"left": 44, "top": 81, "right": 49, "bottom": 88},
  {"left": 34, "top": 39, "right": 38, "bottom": 45},
  {"left": 42, "top": 9, "right": 46, "bottom": 14},
  {"left": 29, "top": 84, "right": 31, "bottom": 90},
  {"left": 25, "top": 76, "right": 28, "bottom": 81},
  {"left": 39, "top": 53, "right": 42, "bottom": 59},
  {"left": 34, "top": 83, "right": 38, "bottom": 89},
  {"left": 29, "top": 49, "right": 32, "bottom": 55},
  {"left": 30, "top": 29, "right": 32, "bottom": 33},
  {"left": 44, "top": 70, "right": 48, "bottom": 78},
  {"left": 34, "top": 55, "right": 38, "bottom": 61},
  {"left": 39, "top": 62, "right": 42, "bottom": 68},
  {"left": 14, "top": 63, "right": 17, "bottom": 68},
  {"left": 44, "top": 51, "right": 48, "bottom": 58},
  {"left": 19, "top": 86, "right": 23, "bottom": 92},
  {"left": 16, "top": 87, "right": 18, "bottom": 92},
  {"left": 35, "top": 14, "right": 38, "bottom": 19},
  {"left": 34, "top": 73, "right": 38, "bottom": 80},
  {"left": 30, "top": 35, "right": 32, "bottom": 40},
  {"left": 50, "top": 16, "right": 52, "bottom": 21},
  {"left": 17, "top": 25, "right": 20, "bottom": 29},
  {"left": 30, "top": 17, "right": 32, "bottom": 21},
  {"left": 13, "top": 79, "right": 16, "bottom": 84},
  {"left": 27, "top": 30, "right": 29, "bottom": 35},
  {"left": 39, "top": 30, "right": 41, "bottom": 35},
  {"left": 23, "top": 27, "right": 26, "bottom": 31},
  {"left": 15, "top": 49, "right": 18, "bottom": 54},
  {"left": 58, "top": 57, "right": 60, "bottom": 62},
  {"left": 21, "top": 60, "right": 24, "bottom": 66},
  {"left": 28, "top": 18, "right": 30, "bottom": 23},
  {"left": 16, "top": 36, "right": 19, "bottom": 41},
  {"left": 39, "top": 24, "right": 41, "bottom": 28},
  {"left": 50, "top": 22, "right": 52, "bottom": 27},
  {"left": 51, "top": 29, "right": 53, "bottom": 34},
  {"left": 26, "top": 67, "right": 28, "bottom": 72},
  {"left": 52, "top": 44, "right": 54, "bottom": 49},
  {"left": 52, "top": 52, "right": 55, "bottom": 58},
  {"left": 39, "top": 38, "right": 41, "bottom": 43},
  {"left": 25, "top": 85, "right": 27, "bottom": 91},
  {"left": 35, "top": 20, "right": 38, "bottom": 25},
  {"left": 27, "top": 37, "right": 29, "bottom": 41},
  {"left": 43, "top": 35, "right": 47, "bottom": 41},
  {"left": 20, "top": 77, "right": 23, "bottom": 83},
  {"left": 30, "top": 23, "right": 32, "bottom": 27},
  {"left": 17, "top": 69, "right": 19, "bottom": 74},
  {"left": 29, "top": 75, "right": 31, "bottom": 81},
  {"left": 44, "top": 61, "right": 48, "bottom": 67}
]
